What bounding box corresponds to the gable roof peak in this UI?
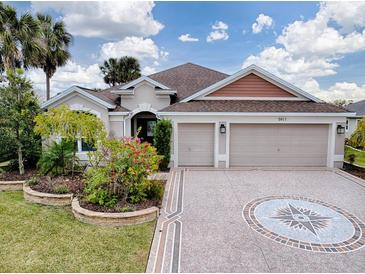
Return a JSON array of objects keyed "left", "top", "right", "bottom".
[
  {"left": 181, "top": 64, "right": 322, "bottom": 103},
  {"left": 41, "top": 85, "right": 116, "bottom": 109}
]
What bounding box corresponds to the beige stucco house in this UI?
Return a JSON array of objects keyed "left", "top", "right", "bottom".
[{"left": 42, "top": 63, "right": 353, "bottom": 168}]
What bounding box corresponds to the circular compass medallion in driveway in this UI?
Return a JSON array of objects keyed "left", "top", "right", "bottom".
[{"left": 243, "top": 196, "right": 365, "bottom": 253}]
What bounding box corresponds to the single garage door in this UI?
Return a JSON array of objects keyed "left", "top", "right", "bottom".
[
  {"left": 230, "top": 124, "right": 328, "bottom": 167},
  {"left": 178, "top": 123, "right": 214, "bottom": 166}
]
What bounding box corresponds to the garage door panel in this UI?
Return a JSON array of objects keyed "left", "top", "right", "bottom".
[
  {"left": 178, "top": 123, "right": 214, "bottom": 166},
  {"left": 230, "top": 124, "right": 328, "bottom": 167}
]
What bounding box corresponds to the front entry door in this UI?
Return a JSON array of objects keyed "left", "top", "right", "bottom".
[{"left": 136, "top": 118, "right": 157, "bottom": 144}]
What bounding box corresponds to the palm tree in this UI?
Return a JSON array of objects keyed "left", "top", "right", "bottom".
[
  {"left": 36, "top": 14, "right": 72, "bottom": 100},
  {"left": 100, "top": 56, "right": 141, "bottom": 86},
  {"left": 119, "top": 56, "right": 141, "bottom": 82},
  {"left": 100, "top": 57, "right": 119, "bottom": 87},
  {"left": 0, "top": 2, "right": 40, "bottom": 71}
]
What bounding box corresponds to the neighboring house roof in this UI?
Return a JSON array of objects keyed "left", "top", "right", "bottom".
[
  {"left": 182, "top": 64, "right": 321, "bottom": 103},
  {"left": 159, "top": 100, "right": 349, "bottom": 113},
  {"left": 148, "top": 63, "right": 228, "bottom": 101},
  {"left": 42, "top": 86, "right": 116, "bottom": 109},
  {"left": 346, "top": 100, "right": 365, "bottom": 116}
]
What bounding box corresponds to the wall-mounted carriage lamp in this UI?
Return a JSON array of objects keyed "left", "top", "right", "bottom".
[
  {"left": 220, "top": 123, "right": 226, "bottom": 134},
  {"left": 337, "top": 125, "right": 345, "bottom": 135}
]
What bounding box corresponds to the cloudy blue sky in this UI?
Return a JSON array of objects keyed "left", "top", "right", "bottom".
[{"left": 8, "top": 1, "right": 365, "bottom": 102}]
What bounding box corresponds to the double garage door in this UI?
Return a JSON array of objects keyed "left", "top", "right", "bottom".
[{"left": 178, "top": 123, "right": 328, "bottom": 167}]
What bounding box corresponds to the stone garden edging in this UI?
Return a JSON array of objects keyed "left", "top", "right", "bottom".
[
  {"left": 0, "top": 180, "right": 24, "bottom": 191},
  {"left": 23, "top": 185, "right": 73, "bottom": 206},
  {"left": 71, "top": 197, "right": 159, "bottom": 227}
]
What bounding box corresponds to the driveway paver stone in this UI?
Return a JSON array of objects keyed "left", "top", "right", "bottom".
[{"left": 147, "top": 168, "right": 365, "bottom": 273}]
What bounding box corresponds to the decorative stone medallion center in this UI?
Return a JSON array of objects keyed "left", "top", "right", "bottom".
[
  {"left": 243, "top": 196, "right": 365, "bottom": 253},
  {"left": 271, "top": 203, "right": 331, "bottom": 236}
]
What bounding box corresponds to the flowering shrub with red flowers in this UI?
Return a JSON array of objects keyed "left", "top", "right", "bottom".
[{"left": 84, "top": 137, "right": 163, "bottom": 207}]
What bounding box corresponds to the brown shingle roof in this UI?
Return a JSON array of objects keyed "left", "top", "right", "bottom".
[
  {"left": 78, "top": 86, "right": 119, "bottom": 106},
  {"left": 160, "top": 100, "right": 348, "bottom": 113},
  {"left": 110, "top": 105, "right": 130, "bottom": 112},
  {"left": 148, "top": 63, "right": 228, "bottom": 101}
]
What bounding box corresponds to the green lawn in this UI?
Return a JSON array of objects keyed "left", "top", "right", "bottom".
[
  {"left": 344, "top": 146, "right": 365, "bottom": 167},
  {"left": 0, "top": 192, "right": 155, "bottom": 272}
]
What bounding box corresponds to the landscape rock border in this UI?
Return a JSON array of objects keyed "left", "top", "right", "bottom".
[
  {"left": 23, "top": 185, "right": 73, "bottom": 206},
  {"left": 0, "top": 180, "right": 24, "bottom": 191},
  {"left": 72, "top": 197, "right": 159, "bottom": 227}
]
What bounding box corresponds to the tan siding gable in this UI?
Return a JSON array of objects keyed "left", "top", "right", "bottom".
[{"left": 207, "top": 73, "right": 296, "bottom": 98}]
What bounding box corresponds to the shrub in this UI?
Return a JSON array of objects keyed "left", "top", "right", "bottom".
[
  {"left": 26, "top": 177, "right": 39, "bottom": 186},
  {"left": 37, "top": 140, "right": 76, "bottom": 176},
  {"left": 348, "top": 154, "right": 356, "bottom": 164},
  {"left": 85, "top": 137, "right": 162, "bottom": 207},
  {"left": 143, "top": 180, "right": 164, "bottom": 201},
  {"left": 54, "top": 185, "right": 69, "bottom": 194},
  {"left": 128, "top": 179, "right": 164, "bottom": 204},
  {"left": 153, "top": 119, "right": 172, "bottom": 171}
]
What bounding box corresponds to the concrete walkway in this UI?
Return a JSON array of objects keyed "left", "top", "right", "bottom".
[{"left": 147, "top": 168, "right": 365, "bottom": 272}]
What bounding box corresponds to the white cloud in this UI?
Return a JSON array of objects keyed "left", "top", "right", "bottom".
[
  {"left": 207, "top": 31, "right": 229, "bottom": 42},
  {"left": 277, "top": 9, "right": 365, "bottom": 59},
  {"left": 207, "top": 21, "right": 229, "bottom": 42},
  {"left": 178, "top": 34, "right": 199, "bottom": 42},
  {"left": 212, "top": 21, "right": 228, "bottom": 30},
  {"left": 319, "top": 2, "right": 365, "bottom": 33},
  {"left": 243, "top": 47, "right": 338, "bottom": 85},
  {"left": 252, "top": 14, "right": 273, "bottom": 34},
  {"left": 302, "top": 79, "right": 365, "bottom": 102},
  {"left": 28, "top": 61, "right": 107, "bottom": 101},
  {"left": 99, "top": 36, "right": 168, "bottom": 62},
  {"left": 29, "top": 35, "right": 169, "bottom": 101},
  {"left": 31, "top": 1, "right": 164, "bottom": 40},
  {"left": 323, "top": 82, "right": 365, "bottom": 101},
  {"left": 142, "top": 66, "right": 157, "bottom": 75},
  {"left": 243, "top": 2, "right": 365, "bottom": 101}
]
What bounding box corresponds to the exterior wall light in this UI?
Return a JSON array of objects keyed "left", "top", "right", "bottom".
[
  {"left": 337, "top": 125, "right": 345, "bottom": 134},
  {"left": 220, "top": 124, "right": 226, "bottom": 134}
]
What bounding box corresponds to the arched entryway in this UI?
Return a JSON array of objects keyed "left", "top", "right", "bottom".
[{"left": 131, "top": 111, "right": 157, "bottom": 143}]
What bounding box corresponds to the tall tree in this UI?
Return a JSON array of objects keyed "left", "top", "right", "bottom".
[
  {"left": 100, "top": 56, "right": 141, "bottom": 86},
  {"left": 35, "top": 14, "right": 72, "bottom": 100},
  {"left": 0, "top": 2, "right": 40, "bottom": 72},
  {"left": 100, "top": 57, "right": 119, "bottom": 86},
  {"left": 0, "top": 69, "right": 41, "bottom": 174}
]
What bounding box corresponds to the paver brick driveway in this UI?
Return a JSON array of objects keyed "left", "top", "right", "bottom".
[{"left": 147, "top": 168, "right": 365, "bottom": 272}]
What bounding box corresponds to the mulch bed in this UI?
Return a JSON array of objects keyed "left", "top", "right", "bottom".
[
  {"left": 79, "top": 199, "right": 161, "bottom": 213},
  {"left": 30, "top": 175, "right": 84, "bottom": 195},
  {"left": 342, "top": 163, "right": 365, "bottom": 180},
  {"left": 0, "top": 169, "right": 37, "bottom": 181}
]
